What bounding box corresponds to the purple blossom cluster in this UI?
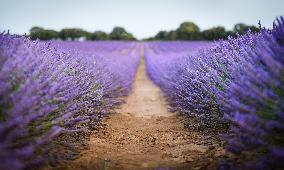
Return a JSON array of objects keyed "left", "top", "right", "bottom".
[
  {"left": 0, "top": 35, "right": 140, "bottom": 170},
  {"left": 145, "top": 17, "right": 284, "bottom": 169},
  {"left": 220, "top": 17, "right": 284, "bottom": 169},
  {"left": 144, "top": 41, "right": 217, "bottom": 128},
  {"left": 51, "top": 41, "right": 141, "bottom": 93}
]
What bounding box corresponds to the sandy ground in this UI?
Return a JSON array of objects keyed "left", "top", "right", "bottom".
[{"left": 56, "top": 58, "right": 227, "bottom": 170}]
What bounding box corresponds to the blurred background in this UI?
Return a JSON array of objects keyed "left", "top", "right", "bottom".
[{"left": 1, "top": 0, "right": 283, "bottom": 40}]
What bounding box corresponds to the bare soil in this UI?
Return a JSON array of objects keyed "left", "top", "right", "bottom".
[{"left": 54, "top": 59, "right": 227, "bottom": 170}]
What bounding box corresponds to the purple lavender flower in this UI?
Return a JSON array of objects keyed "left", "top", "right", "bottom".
[
  {"left": 0, "top": 34, "right": 140, "bottom": 169},
  {"left": 144, "top": 17, "right": 284, "bottom": 169}
]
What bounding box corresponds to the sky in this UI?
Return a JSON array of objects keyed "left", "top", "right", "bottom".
[{"left": 0, "top": 0, "right": 283, "bottom": 39}]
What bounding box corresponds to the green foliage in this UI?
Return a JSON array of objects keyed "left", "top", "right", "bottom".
[
  {"left": 154, "top": 31, "right": 168, "bottom": 40},
  {"left": 147, "top": 21, "right": 260, "bottom": 41},
  {"left": 225, "top": 30, "right": 236, "bottom": 38},
  {"left": 202, "top": 26, "right": 227, "bottom": 40},
  {"left": 0, "top": 98, "right": 9, "bottom": 122},
  {"left": 176, "top": 22, "right": 201, "bottom": 40},
  {"left": 256, "top": 99, "right": 278, "bottom": 120},
  {"left": 30, "top": 27, "right": 59, "bottom": 40},
  {"left": 28, "top": 103, "right": 65, "bottom": 138},
  {"left": 59, "top": 28, "right": 88, "bottom": 41},
  {"left": 29, "top": 26, "right": 137, "bottom": 41},
  {"left": 0, "top": 112, "right": 5, "bottom": 122},
  {"left": 233, "top": 23, "right": 260, "bottom": 35},
  {"left": 154, "top": 30, "right": 177, "bottom": 40},
  {"left": 29, "top": 21, "right": 260, "bottom": 41},
  {"left": 86, "top": 31, "right": 109, "bottom": 40},
  {"left": 109, "top": 27, "right": 136, "bottom": 40},
  {"left": 167, "top": 30, "right": 177, "bottom": 40}
]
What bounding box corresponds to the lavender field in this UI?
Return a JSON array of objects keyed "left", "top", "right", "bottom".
[
  {"left": 0, "top": 37, "right": 141, "bottom": 169},
  {"left": 144, "top": 18, "right": 284, "bottom": 169},
  {"left": 1, "top": 5, "right": 284, "bottom": 169}
]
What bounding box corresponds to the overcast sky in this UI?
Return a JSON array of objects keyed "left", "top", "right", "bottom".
[{"left": 0, "top": 0, "right": 283, "bottom": 39}]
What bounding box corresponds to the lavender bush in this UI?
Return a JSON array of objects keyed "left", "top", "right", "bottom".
[
  {"left": 0, "top": 35, "right": 140, "bottom": 170},
  {"left": 144, "top": 41, "right": 222, "bottom": 130},
  {"left": 220, "top": 17, "right": 284, "bottom": 169},
  {"left": 145, "top": 17, "right": 284, "bottom": 169}
]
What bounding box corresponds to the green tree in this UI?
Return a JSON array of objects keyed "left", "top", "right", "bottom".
[
  {"left": 59, "top": 28, "right": 87, "bottom": 41},
  {"left": 154, "top": 31, "right": 169, "bottom": 40},
  {"left": 202, "top": 26, "right": 227, "bottom": 40},
  {"left": 176, "top": 22, "right": 201, "bottom": 40},
  {"left": 30, "top": 27, "right": 44, "bottom": 40},
  {"left": 153, "top": 30, "right": 177, "bottom": 41},
  {"left": 225, "top": 30, "right": 236, "bottom": 38},
  {"left": 233, "top": 23, "right": 259, "bottom": 35},
  {"left": 29, "top": 27, "right": 59, "bottom": 40},
  {"left": 167, "top": 30, "right": 177, "bottom": 40},
  {"left": 87, "top": 31, "right": 109, "bottom": 40},
  {"left": 109, "top": 27, "right": 136, "bottom": 40}
]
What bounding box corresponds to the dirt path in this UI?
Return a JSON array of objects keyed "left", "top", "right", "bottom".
[{"left": 60, "top": 58, "right": 226, "bottom": 170}]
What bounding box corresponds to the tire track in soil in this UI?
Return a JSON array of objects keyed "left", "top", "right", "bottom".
[{"left": 58, "top": 53, "right": 227, "bottom": 170}]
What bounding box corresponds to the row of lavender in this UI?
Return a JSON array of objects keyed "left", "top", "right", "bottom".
[
  {"left": 0, "top": 36, "right": 140, "bottom": 170},
  {"left": 144, "top": 41, "right": 217, "bottom": 129},
  {"left": 145, "top": 17, "right": 284, "bottom": 169}
]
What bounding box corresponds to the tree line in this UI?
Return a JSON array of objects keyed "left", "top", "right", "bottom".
[
  {"left": 29, "top": 21, "right": 259, "bottom": 41},
  {"left": 29, "top": 26, "right": 136, "bottom": 41},
  {"left": 146, "top": 22, "right": 260, "bottom": 41}
]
